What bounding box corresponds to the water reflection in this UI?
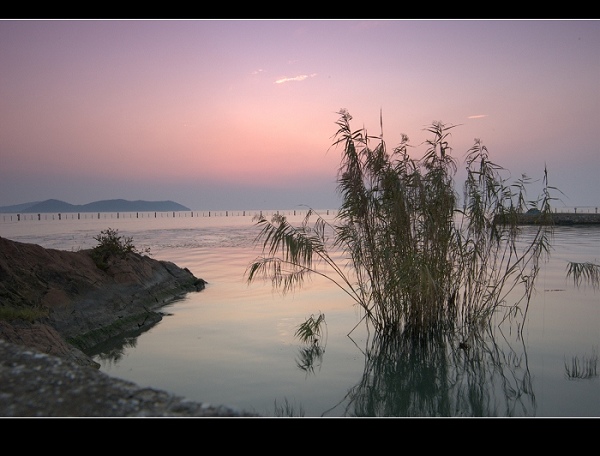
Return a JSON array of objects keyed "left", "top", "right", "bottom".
[
  {"left": 85, "top": 315, "right": 163, "bottom": 366},
  {"left": 295, "top": 344, "right": 325, "bottom": 377},
  {"left": 318, "top": 323, "right": 537, "bottom": 417}
]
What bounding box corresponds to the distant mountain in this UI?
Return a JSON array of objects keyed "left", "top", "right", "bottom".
[
  {"left": 0, "top": 199, "right": 191, "bottom": 213},
  {"left": 0, "top": 201, "right": 43, "bottom": 213}
]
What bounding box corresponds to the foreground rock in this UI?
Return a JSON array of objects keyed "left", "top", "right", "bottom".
[{"left": 0, "top": 236, "right": 259, "bottom": 417}]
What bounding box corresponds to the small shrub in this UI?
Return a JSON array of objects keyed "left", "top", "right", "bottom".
[{"left": 91, "top": 228, "right": 147, "bottom": 270}]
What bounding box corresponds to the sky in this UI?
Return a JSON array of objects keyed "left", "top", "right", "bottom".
[{"left": 1, "top": 19, "right": 598, "bottom": 211}]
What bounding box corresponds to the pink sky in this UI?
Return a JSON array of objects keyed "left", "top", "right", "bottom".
[{"left": 1, "top": 19, "right": 598, "bottom": 210}]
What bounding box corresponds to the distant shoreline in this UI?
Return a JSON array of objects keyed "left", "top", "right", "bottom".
[{"left": 0, "top": 198, "right": 190, "bottom": 214}]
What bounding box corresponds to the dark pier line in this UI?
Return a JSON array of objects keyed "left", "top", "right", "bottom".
[{"left": 1, "top": 209, "right": 335, "bottom": 223}]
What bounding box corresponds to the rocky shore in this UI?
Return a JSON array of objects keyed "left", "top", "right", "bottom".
[{"left": 0, "top": 236, "right": 259, "bottom": 417}]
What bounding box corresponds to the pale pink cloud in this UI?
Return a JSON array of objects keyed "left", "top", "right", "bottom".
[{"left": 274, "top": 74, "right": 317, "bottom": 84}]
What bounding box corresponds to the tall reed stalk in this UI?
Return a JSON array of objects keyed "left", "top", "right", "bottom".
[{"left": 246, "top": 109, "right": 556, "bottom": 338}]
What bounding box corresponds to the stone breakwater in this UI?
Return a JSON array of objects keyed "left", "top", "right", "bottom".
[
  {"left": 495, "top": 212, "right": 600, "bottom": 226},
  {"left": 523, "top": 212, "right": 600, "bottom": 225}
]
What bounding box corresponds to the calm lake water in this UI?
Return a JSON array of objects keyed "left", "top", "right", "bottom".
[{"left": 1, "top": 210, "right": 598, "bottom": 417}]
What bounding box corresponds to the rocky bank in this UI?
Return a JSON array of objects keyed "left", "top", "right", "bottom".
[{"left": 0, "top": 236, "right": 259, "bottom": 417}]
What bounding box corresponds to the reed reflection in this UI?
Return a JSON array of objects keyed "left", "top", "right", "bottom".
[
  {"left": 294, "top": 312, "right": 327, "bottom": 377},
  {"left": 321, "top": 323, "right": 536, "bottom": 417},
  {"left": 295, "top": 344, "right": 325, "bottom": 377}
]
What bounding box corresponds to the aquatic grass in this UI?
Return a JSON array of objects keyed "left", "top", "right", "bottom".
[
  {"left": 294, "top": 312, "right": 327, "bottom": 346},
  {"left": 566, "top": 261, "right": 600, "bottom": 290},
  {"left": 273, "top": 398, "right": 305, "bottom": 417},
  {"left": 247, "top": 109, "right": 557, "bottom": 339},
  {"left": 565, "top": 349, "right": 598, "bottom": 380}
]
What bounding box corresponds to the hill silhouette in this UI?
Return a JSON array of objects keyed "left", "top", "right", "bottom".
[{"left": 0, "top": 199, "right": 191, "bottom": 213}]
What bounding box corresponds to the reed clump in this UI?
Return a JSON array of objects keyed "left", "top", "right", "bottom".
[{"left": 246, "top": 109, "right": 556, "bottom": 338}]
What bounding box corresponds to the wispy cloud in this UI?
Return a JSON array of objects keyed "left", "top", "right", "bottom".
[
  {"left": 468, "top": 114, "right": 488, "bottom": 119},
  {"left": 275, "top": 73, "right": 317, "bottom": 84}
]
